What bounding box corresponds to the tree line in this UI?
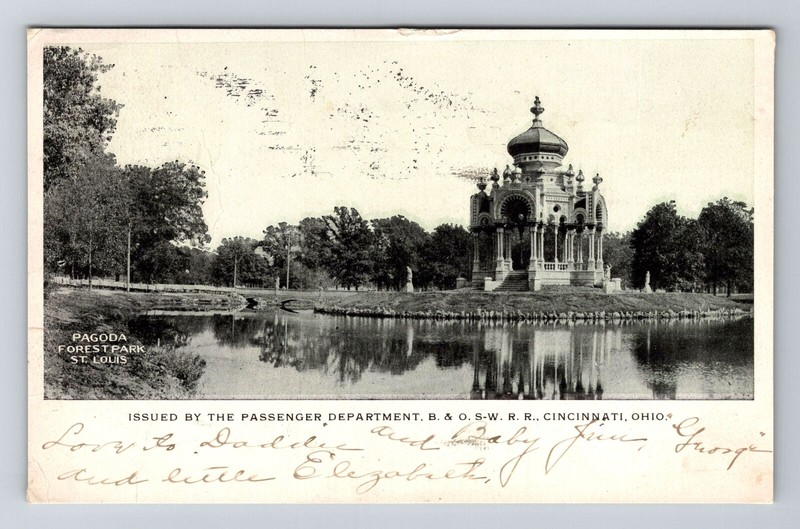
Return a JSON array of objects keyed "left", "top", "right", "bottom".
[
  {"left": 42, "top": 46, "right": 754, "bottom": 295},
  {"left": 42, "top": 46, "right": 472, "bottom": 291},
  {"left": 212, "top": 212, "right": 471, "bottom": 290},
  {"left": 602, "top": 198, "right": 754, "bottom": 295}
]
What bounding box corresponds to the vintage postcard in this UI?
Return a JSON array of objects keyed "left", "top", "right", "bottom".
[{"left": 27, "top": 29, "right": 774, "bottom": 503}]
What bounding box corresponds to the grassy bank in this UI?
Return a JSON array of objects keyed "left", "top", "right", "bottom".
[
  {"left": 314, "top": 287, "right": 750, "bottom": 317},
  {"left": 42, "top": 289, "right": 219, "bottom": 399}
]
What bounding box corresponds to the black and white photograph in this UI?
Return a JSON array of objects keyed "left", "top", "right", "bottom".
[{"left": 38, "top": 33, "right": 761, "bottom": 401}]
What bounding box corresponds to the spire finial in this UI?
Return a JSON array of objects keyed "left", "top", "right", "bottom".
[
  {"left": 530, "top": 96, "right": 545, "bottom": 124},
  {"left": 593, "top": 172, "right": 603, "bottom": 190}
]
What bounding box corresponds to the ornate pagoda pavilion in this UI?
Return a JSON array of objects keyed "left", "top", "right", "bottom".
[{"left": 469, "top": 97, "right": 609, "bottom": 291}]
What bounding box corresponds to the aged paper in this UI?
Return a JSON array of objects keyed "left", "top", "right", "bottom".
[{"left": 28, "top": 29, "right": 774, "bottom": 503}]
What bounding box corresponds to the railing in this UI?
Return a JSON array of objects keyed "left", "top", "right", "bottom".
[
  {"left": 542, "top": 262, "right": 571, "bottom": 271},
  {"left": 48, "top": 276, "right": 364, "bottom": 298},
  {"left": 51, "top": 276, "right": 235, "bottom": 293}
]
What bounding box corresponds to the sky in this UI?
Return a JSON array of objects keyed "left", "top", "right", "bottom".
[{"left": 76, "top": 33, "right": 757, "bottom": 246}]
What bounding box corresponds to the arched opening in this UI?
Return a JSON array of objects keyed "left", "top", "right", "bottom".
[{"left": 500, "top": 196, "right": 534, "bottom": 270}]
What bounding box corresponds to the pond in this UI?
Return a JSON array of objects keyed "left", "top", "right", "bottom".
[{"left": 128, "top": 310, "right": 754, "bottom": 400}]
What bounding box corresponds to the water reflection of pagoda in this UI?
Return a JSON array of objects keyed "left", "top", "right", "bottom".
[{"left": 470, "top": 323, "right": 621, "bottom": 400}]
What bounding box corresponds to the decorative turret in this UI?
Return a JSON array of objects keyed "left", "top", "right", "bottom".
[
  {"left": 476, "top": 178, "right": 487, "bottom": 192},
  {"left": 593, "top": 172, "right": 603, "bottom": 191},
  {"left": 576, "top": 169, "right": 585, "bottom": 191},
  {"left": 565, "top": 164, "right": 575, "bottom": 191},
  {"left": 490, "top": 167, "right": 500, "bottom": 188}
]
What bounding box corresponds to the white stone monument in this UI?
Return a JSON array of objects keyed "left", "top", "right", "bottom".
[
  {"left": 643, "top": 271, "right": 652, "bottom": 293},
  {"left": 405, "top": 266, "right": 414, "bottom": 293}
]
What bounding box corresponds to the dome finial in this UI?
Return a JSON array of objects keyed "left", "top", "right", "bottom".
[
  {"left": 593, "top": 172, "right": 603, "bottom": 190},
  {"left": 530, "top": 96, "right": 545, "bottom": 124}
]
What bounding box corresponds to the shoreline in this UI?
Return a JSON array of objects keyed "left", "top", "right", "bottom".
[{"left": 309, "top": 289, "right": 752, "bottom": 322}]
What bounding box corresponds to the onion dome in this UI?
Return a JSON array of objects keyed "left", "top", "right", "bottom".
[
  {"left": 507, "top": 97, "right": 569, "bottom": 162},
  {"left": 490, "top": 167, "right": 500, "bottom": 183}
]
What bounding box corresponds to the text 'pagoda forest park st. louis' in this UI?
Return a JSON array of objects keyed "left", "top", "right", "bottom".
[{"left": 42, "top": 46, "right": 754, "bottom": 402}]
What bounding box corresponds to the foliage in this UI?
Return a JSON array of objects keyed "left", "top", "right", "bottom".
[
  {"left": 43, "top": 47, "right": 211, "bottom": 286},
  {"left": 630, "top": 201, "right": 705, "bottom": 291},
  {"left": 125, "top": 162, "right": 211, "bottom": 282},
  {"left": 155, "top": 347, "right": 207, "bottom": 391},
  {"left": 43, "top": 155, "right": 129, "bottom": 281},
  {"left": 212, "top": 236, "right": 269, "bottom": 287},
  {"left": 601, "top": 231, "right": 633, "bottom": 287},
  {"left": 418, "top": 224, "right": 471, "bottom": 290},
  {"left": 697, "top": 198, "right": 754, "bottom": 294},
  {"left": 261, "top": 222, "right": 297, "bottom": 286},
  {"left": 370, "top": 216, "right": 427, "bottom": 290},
  {"left": 322, "top": 207, "right": 374, "bottom": 290},
  {"left": 296, "top": 217, "right": 333, "bottom": 271},
  {"left": 43, "top": 46, "right": 122, "bottom": 191}
]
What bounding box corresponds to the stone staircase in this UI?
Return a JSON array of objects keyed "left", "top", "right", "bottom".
[{"left": 495, "top": 270, "right": 529, "bottom": 292}]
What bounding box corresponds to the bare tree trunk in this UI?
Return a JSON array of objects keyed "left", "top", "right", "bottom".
[
  {"left": 126, "top": 222, "right": 131, "bottom": 292},
  {"left": 286, "top": 241, "right": 291, "bottom": 290},
  {"left": 88, "top": 222, "right": 93, "bottom": 291}
]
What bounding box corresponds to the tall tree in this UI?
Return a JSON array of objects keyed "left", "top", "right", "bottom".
[
  {"left": 630, "top": 201, "right": 704, "bottom": 291},
  {"left": 601, "top": 231, "right": 634, "bottom": 288},
  {"left": 43, "top": 46, "right": 122, "bottom": 191},
  {"left": 125, "top": 162, "right": 211, "bottom": 283},
  {"left": 261, "top": 222, "right": 298, "bottom": 288},
  {"left": 371, "top": 216, "right": 428, "bottom": 291},
  {"left": 43, "top": 155, "right": 128, "bottom": 285},
  {"left": 698, "top": 198, "right": 754, "bottom": 295},
  {"left": 322, "top": 207, "right": 374, "bottom": 290},
  {"left": 297, "top": 217, "right": 333, "bottom": 271},
  {"left": 418, "top": 224, "right": 471, "bottom": 290},
  {"left": 212, "top": 237, "right": 269, "bottom": 288}
]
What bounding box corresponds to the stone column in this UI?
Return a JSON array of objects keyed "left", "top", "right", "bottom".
[
  {"left": 471, "top": 232, "right": 480, "bottom": 281},
  {"left": 538, "top": 225, "right": 544, "bottom": 263},
  {"left": 553, "top": 225, "right": 559, "bottom": 263},
  {"left": 588, "top": 227, "right": 596, "bottom": 267},
  {"left": 577, "top": 232, "right": 583, "bottom": 266},
  {"left": 495, "top": 227, "right": 504, "bottom": 276},
  {"left": 567, "top": 229, "right": 575, "bottom": 264},
  {"left": 597, "top": 230, "right": 604, "bottom": 268},
  {"left": 528, "top": 225, "right": 537, "bottom": 271},
  {"left": 504, "top": 230, "right": 512, "bottom": 270}
]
